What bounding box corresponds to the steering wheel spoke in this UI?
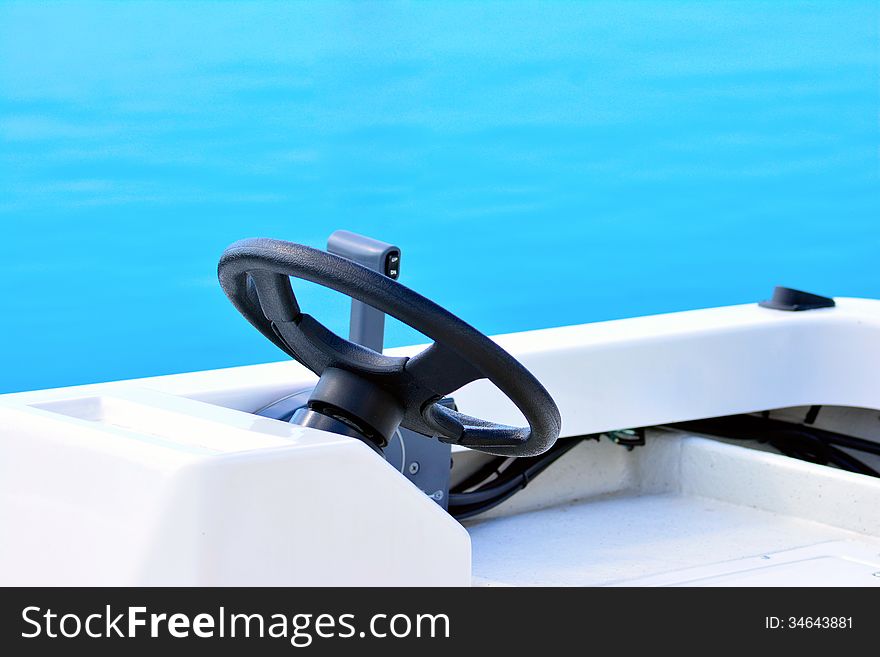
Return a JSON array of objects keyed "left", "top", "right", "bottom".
[
  {"left": 424, "top": 404, "right": 527, "bottom": 449},
  {"left": 405, "top": 341, "right": 484, "bottom": 397}
]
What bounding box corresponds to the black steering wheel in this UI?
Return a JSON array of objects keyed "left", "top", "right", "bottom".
[{"left": 218, "top": 238, "right": 561, "bottom": 457}]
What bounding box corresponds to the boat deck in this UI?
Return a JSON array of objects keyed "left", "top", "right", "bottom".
[{"left": 464, "top": 432, "right": 880, "bottom": 586}]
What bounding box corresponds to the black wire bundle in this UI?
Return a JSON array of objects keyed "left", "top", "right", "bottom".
[
  {"left": 448, "top": 436, "right": 592, "bottom": 520},
  {"left": 449, "top": 411, "right": 880, "bottom": 521},
  {"left": 671, "top": 413, "right": 880, "bottom": 478}
]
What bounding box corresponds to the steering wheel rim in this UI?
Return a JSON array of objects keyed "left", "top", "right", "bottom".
[{"left": 218, "top": 237, "right": 561, "bottom": 457}]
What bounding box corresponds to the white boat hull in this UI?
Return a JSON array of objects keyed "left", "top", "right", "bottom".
[{"left": 3, "top": 298, "right": 880, "bottom": 585}]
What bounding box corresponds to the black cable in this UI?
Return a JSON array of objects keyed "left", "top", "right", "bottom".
[
  {"left": 449, "top": 456, "right": 538, "bottom": 504},
  {"left": 449, "top": 436, "right": 589, "bottom": 520},
  {"left": 671, "top": 416, "right": 880, "bottom": 478},
  {"left": 449, "top": 482, "right": 529, "bottom": 521},
  {"left": 450, "top": 437, "right": 583, "bottom": 503},
  {"left": 776, "top": 433, "right": 870, "bottom": 474},
  {"left": 450, "top": 456, "right": 513, "bottom": 496},
  {"left": 451, "top": 413, "right": 880, "bottom": 522}
]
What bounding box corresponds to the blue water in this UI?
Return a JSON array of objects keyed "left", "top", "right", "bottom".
[{"left": 1, "top": 1, "right": 878, "bottom": 393}]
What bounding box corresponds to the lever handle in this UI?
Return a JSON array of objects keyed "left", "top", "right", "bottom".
[{"left": 327, "top": 230, "right": 401, "bottom": 352}]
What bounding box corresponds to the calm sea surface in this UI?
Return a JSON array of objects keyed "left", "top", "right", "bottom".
[{"left": 1, "top": 1, "right": 878, "bottom": 392}]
